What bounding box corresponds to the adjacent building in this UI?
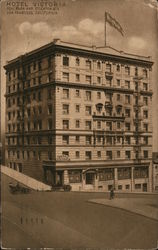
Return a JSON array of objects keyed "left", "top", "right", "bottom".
[
  {"left": 152, "top": 152, "right": 158, "bottom": 192},
  {"left": 4, "top": 39, "right": 153, "bottom": 191}
]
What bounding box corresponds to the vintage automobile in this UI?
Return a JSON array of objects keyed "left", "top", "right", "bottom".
[{"left": 9, "top": 182, "right": 30, "bottom": 194}]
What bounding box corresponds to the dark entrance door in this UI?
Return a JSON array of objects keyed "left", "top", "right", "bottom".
[
  {"left": 86, "top": 173, "right": 94, "bottom": 184},
  {"left": 143, "top": 183, "right": 147, "bottom": 192}
]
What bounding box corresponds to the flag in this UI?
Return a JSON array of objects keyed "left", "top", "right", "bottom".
[{"left": 105, "top": 12, "right": 124, "bottom": 36}]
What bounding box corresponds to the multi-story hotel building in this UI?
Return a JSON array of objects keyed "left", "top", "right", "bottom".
[{"left": 4, "top": 39, "right": 153, "bottom": 192}]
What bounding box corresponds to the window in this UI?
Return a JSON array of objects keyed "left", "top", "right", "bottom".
[
  {"left": 62, "top": 135, "right": 69, "bottom": 145},
  {"left": 106, "top": 78, "right": 112, "bottom": 86},
  {"left": 63, "top": 88, "right": 69, "bottom": 99},
  {"left": 118, "top": 185, "right": 122, "bottom": 190},
  {"left": 117, "top": 151, "right": 120, "bottom": 158},
  {"left": 63, "top": 56, "right": 69, "bottom": 66},
  {"left": 106, "top": 122, "right": 112, "bottom": 131},
  {"left": 97, "top": 92, "right": 101, "bottom": 99},
  {"left": 48, "top": 119, "right": 52, "bottom": 130},
  {"left": 143, "top": 68, "right": 148, "bottom": 78},
  {"left": 37, "top": 136, "right": 41, "bottom": 144},
  {"left": 48, "top": 56, "right": 51, "bottom": 67},
  {"left": 76, "top": 74, "right": 80, "bottom": 82},
  {"left": 125, "top": 136, "right": 130, "bottom": 145},
  {"left": 48, "top": 104, "right": 52, "bottom": 114},
  {"left": 118, "top": 167, "right": 131, "bottom": 179},
  {"left": 117, "top": 94, "right": 121, "bottom": 101},
  {"left": 116, "top": 64, "right": 120, "bottom": 72},
  {"left": 97, "top": 151, "right": 101, "bottom": 158},
  {"left": 48, "top": 151, "right": 52, "bottom": 160},
  {"left": 33, "top": 78, "right": 36, "bottom": 85},
  {"left": 99, "top": 169, "right": 114, "bottom": 181},
  {"left": 76, "top": 58, "right": 80, "bottom": 66},
  {"left": 106, "top": 136, "right": 112, "bottom": 145},
  {"left": 85, "top": 91, "right": 91, "bottom": 101},
  {"left": 85, "top": 106, "right": 91, "bottom": 115},
  {"left": 75, "top": 89, "right": 80, "bottom": 97},
  {"left": 62, "top": 151, "right": 69, "bottom": 157},
  {"left": 75, "top": 151, "right": 80, "bottom": 159},
  {"left": 63, "top": 72, "right": 69, "bottom": 82},
  {"left": 63, "top": 104, "right": 69, "bottom": 114},
  {"left": 106, "top": 63, "right": 111, "bottom": 72},
  {"left": 38, "top": 76, "right": 41, "bottom": 85},
  {"left": 63, "top": 120, "right": 69, "bottom": 129},
  {"left": 117, "top": 79, "right": 120, "bottom": 86},
  {"left": 126, "top": 184, "right": 130, "bottom": 190},
  {"left": 86, "top": 136, "right": 91, "bottom": 145},
  {"left": 38, "top": 120, "right": 42, "bottom": 130},
  {"left": 96, "top": 105, "right": 102, "bottom": 114},
  {"left": 69, "top": 170, "right": 82, "bottom": 183},
  {"left": 47, "top": 89, "right": 52, "bottom": 99},
  {"left": 85, "top": 121, "right": 91, "bottom": 130},
  {"left": 143, "top": 97, "right": 148, "bottom": 105},
  {"left": 135, "top": 184, "right": 141, "bottom": 189},
  {"left": 38, "top": 61, "right": 42, "bottom": 71},
  {"left": 75, "top": 135, "right": 80, "bottom": 143},
  {"left": 116, "top": 106, "right": 121, "bottom": 115},
  {"left": 86, "top": 75, "right": 92, "bottom": 84},
  {"left": 97, "top": 61, "right": 101, "bottom": 69},
  {"left": 86, "top": 60, "right": 91, "bottom": 70},
  {"left": 27, "top": 151, "right": 30, "bottom": 159},
  {"left": 125, "top": 123, "right": 130, "bottom": 131},
  {"left": 117, "top": 122, "right": 121, "bottom": 129},
  {"left": 48, "top": 73, "right": 53, "bottom": 82},
  {"left": 125, "top": 109, "right": 130, "bottom": 117},
  {"left": 85, "top": 151, "right": 92, "bottom": 160},
  {"left": 75, "top": 120, "right": 80, "bottom": 128},
  {"left": 125, "top": 80, "right": 130, "bottom": 89},
  {"left": 143, "top": 110, "right": 148, "bottom": 119},
  {"left": 125, "top": 95, "right": 130, "bottom": 104},
  {"left": 125, "top": 66, "right": 130, "bottom": 75},
  {"left": 143, "top": 83, "right": 148, "bottom": 91},
  {"left": 143, "top": 123, "right": 148, "bottom": 132},
  {"left": 38, "top": 151, "right": 41, "bottom": 160},
  {"left": 33, "top": 62, "right": 36, "bottom": 70},
  {"left": 106, "top": 151, "right": 112, "bottom": 160},
  {"left": 143, "top": 136, "right": 148, "bottom": 145},
  {"left": 48, "top": 136, "right": 52, "bottom": 144},
  {"left": 33, "top": 93, "right": 36, "bottom": 100},
  {"left": 97, "top": 77, "right": 101, "bottom": 84},
  {"left": 97, "top": 121, "right": 101, "bottom": 129},
  {"left": 27, "top": 108, "right": 31, "bottom": 117},
  {"left": 125, "top": 151, "right": 131, "bottom": 159},
  {"left": 97, "top": 136, "right": 102, "bottom": 144},
  {"left": 38, "top": 92, "right": 42, "bottom": 101},
  {"left": 134, "top": 166, "right": 148, "bottom": 178},
  {"left": 38, "top": 106, "right": 42, "bottom": 114},
  {"left": 144, "top": 150, "right": 148, "bottom": 159},
  {"left": 75, "top": 105, "right": 79, "bottom": 113},
  {"left": 135, "top": 67, "right": 138, "bottom": 76}
]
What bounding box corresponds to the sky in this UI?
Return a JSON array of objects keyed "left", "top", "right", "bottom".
[{"left": 1, "top": 0, "right": 158, "bottom": 150}]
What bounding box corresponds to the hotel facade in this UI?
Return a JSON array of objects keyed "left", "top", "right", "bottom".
[{"left": 4, "top": 39, "right": 153, "bottom": 192}]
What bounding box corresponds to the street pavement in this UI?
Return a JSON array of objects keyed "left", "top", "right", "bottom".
[
  {"left": 1, "top": 173, "right": 158, "bottom": 249},
  {"left": 89, "top": 197, "right": 158, "bottom": 221}
]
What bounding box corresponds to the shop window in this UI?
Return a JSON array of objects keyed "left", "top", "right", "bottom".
[
  {"left": 118, "top": 167, "right": 131, "bottom": 180},
  {"left": 69, "top": 170, "right": 82, "bottom": 183},
  {"left": 99, "top": 168, "right": 114, "bottom": 181}
]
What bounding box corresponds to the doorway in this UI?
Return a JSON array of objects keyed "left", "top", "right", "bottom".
[
  {"left": 86, "top": 173, "right": 95, "bottom": 185},
  {"left": 143, "top": 183, "right": 147, "bottom": 192}
]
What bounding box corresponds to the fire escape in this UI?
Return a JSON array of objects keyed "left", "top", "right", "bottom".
[
  {"left": 133, "top": 76, "right": 143, "bottom": 163},
  {"left": 16, "top": 57, "right": 26, "bottom": 168}
]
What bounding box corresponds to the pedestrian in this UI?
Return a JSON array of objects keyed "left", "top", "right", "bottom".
[{"left": 110, "top": 187, "right": 114, "bottom": 200}]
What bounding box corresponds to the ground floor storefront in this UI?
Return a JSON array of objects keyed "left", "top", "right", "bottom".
[{"left": 43, "top": 164, "right": 152, "bottom": 192}]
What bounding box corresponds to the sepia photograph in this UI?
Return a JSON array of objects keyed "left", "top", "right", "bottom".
[{"left": 0, "top": 0, "right": 158, "bottom": 248}]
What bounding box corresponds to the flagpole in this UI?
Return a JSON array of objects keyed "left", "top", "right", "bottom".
[{"left": 105, "top": 12, "right": 107, "bottom": 47}]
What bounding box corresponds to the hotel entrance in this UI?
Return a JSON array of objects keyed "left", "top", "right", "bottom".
[{"left": 86, "top": 172, "right": 95, "bottom": 184}]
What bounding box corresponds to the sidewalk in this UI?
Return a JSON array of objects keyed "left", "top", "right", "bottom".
[{"left": 89, "top": 197, "right": 158, "bottom": 221}]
